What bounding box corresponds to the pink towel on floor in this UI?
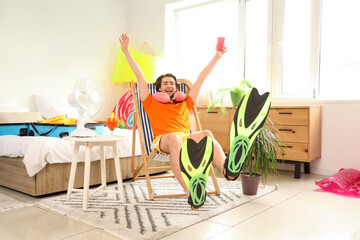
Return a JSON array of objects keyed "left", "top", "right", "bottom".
[{"left": 315, "top": 168, "right": 360, "bottom": 197}]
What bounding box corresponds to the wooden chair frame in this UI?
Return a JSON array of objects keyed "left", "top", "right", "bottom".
[{"left": 130, "top": 79, "right": 221, "bottom": 200}]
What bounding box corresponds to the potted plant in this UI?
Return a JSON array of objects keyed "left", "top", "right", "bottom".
[
  {"left": 207, "top": 80, "right": 283, "bottom": 194},
  {"left": 240, "top": 118, "right": 284, "bottom": 195},
  {"left": 208, "top": 79, "right": 252, "bottom": 114}
]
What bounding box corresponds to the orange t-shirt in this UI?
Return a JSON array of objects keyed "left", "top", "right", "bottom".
[{"left": 141, "top": 94, "right": 194, "bottom": 138}]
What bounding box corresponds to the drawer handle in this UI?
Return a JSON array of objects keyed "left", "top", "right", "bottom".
[
  {"left": 279, "top": 112, "right": 293, "bottom": 115},
  {"left": 207, "top": 111, "right": 218, "bottom": 114},
  {"left": 279, "top": 129, "right": 295, "bottom": 133},
  {"left": 280, "top": 145, "right": 293, "bottom": 149}
]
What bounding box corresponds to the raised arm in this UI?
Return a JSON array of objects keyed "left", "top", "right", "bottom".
[
  {"left": 189, "top": 46, "right": 227, "bottom": 102},
  {"left": 119, "top": 33, "right": 150, "bottom": 101}
]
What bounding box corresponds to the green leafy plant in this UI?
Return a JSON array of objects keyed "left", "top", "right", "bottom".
[
  {"left": 242, "top": 118, "right": 285, "bottom": 184},
  {"left": 208, "top": 79, "right": 252, "bottom": 115},
  {"left": 207, "top": 78, "right": 283, "bottom": 184}
]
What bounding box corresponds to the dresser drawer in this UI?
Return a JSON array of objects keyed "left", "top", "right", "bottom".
[
  {"left": 273, "top": 125, "right": 308, "bottom": 143},
  {"left": 277, "top": 142, "right": 308, "bottom": 161},
  {"left": 213, "top": 132, "right": 230, "bottom": 153},
  {"left": 198, "top": 106, "right": 321, "bottom": 162},
  {"left": 198, "top": 108, "right": 231, "bottom": 129},
  {"left": 198, "top": 108, "right": 231, "bottom": 152},
  {"left": 269, "top": 108, "right": 308, "bottom": 126}
]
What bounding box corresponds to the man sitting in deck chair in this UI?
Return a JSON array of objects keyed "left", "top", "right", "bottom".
[{"left": 119, "top": 33, "right": 271, "bottom": 210}]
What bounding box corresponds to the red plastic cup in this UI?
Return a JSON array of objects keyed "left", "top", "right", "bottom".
[{"left": 217, "top": 37, "right": 225, "bottom": 51}]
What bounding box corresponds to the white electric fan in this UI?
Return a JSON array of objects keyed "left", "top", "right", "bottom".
[{"left": 68, "top": 76, "right": 104, "bottom": 137}]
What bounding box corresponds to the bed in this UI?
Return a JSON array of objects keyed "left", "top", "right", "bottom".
[{"left": 0, "top": 112, "right": 168, "bottom": 196}]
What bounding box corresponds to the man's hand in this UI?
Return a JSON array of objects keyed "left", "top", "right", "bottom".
[
  {"left": 189, "top": 44, "right": 227, "bottom": 102},
  {"left": 216, "top": 46, "right": 228, "bottom": 59},
  {"left": 118, "top": 33, "right": 150, "bottom": 101},
  {"left": 119, "top": 33, "right": 130, "bottom": 53}
]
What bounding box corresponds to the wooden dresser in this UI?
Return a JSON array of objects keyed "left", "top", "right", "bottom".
[{"left": 197, "top": 105, "right": 322, "bottom": 178}]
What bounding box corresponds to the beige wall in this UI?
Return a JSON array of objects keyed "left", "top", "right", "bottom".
[
  {"left": 317, "top": 102, "right": 360, "bottom": 174},
  {"left": 0, "top": 0, "right": 129, "bottom": 120},
  {"left": 126, "top": 0, "right": 180, "bottom": 57}
]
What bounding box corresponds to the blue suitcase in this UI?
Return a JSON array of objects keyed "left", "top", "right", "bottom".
[
  {"left": 29, "top": 123, "right": 104, "bottom": 138},
  {"left": 0, "top": 123, "right": 32, "bottom": 136},
  {"left": 0, "top": 123, "right": 104, "bottom": 138}
]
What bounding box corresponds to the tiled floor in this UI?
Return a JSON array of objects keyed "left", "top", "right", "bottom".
[{"left": 1, "top": 170, "right": 359, "bottom": 240}]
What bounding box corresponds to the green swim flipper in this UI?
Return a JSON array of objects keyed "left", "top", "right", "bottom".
[
  {"left": 224, "top": 87, "right": 271, "bottom": 181},
  {"left": 179, "top": 136, "right": 214, "bottom": 209}
]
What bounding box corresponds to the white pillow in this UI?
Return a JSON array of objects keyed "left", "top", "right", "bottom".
[
  {"left": 0, "top": 107, "right": 29, "bottom": 112},
  {"left": 32, "top": 95, "right": 78, "bottom": 119},
  {"left": 0, "top": 112, "right": 42, "bottom": 123},
  {"left": 0, "top": 96, "right": 30, "bottom": 112}
]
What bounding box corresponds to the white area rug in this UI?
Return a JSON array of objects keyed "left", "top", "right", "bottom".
[
  {"left": 0, "top": 193, "right": 33, "bottom": 212},
  {"left": 36, "top": 178, "right": 275, "bottom": 240}
]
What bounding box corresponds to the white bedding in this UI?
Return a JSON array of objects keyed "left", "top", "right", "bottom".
[{"left": 0, "top": 128, "right": 142, "bottom": 177}]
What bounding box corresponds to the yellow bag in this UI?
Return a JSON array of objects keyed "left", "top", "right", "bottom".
[
  {"left": 39, "top": 114, "right": 77, "bottom": 125},
  {"left": 112, "top": 47, "right": 164, "bottom": 83}
]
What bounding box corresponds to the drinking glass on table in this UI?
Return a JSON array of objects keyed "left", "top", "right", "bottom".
[{"left": 106, "top": 113, "right": 118, "bottom": 136}]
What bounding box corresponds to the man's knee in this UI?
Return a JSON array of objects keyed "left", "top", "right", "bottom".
[
  {"left": 188, "top": 130, "right": 214, "bottom": 142},
  {"left": 162, "top": 133, "right": 183, "bottom": 149},
  {"left": 196, "top": 130, "right": 214, "bottom": 138},
  {"left": 201, "top": 130, "right": 213, "bottom": 138},
  {"left": 159, "top": 133, "right": 184, "bottom": 154}
]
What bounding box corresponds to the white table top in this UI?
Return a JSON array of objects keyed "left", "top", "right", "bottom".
[{"left": 63, "top": 135, "right": 127, "bottom": 143}]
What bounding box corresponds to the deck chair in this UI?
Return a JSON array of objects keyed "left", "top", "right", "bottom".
[{"left": 130, "top": 79, "right": 221, "bottom": 200}]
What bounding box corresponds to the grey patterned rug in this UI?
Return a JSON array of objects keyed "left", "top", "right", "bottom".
[
  {"left": 0, "top": 193, "right": 33, "bottom": 212},
  {"left": 36, "top": 178, "right": 275, "bottom": 240}
]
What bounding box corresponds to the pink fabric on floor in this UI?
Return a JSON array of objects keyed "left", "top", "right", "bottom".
[{"left": 315, "top": 168, "right": 360, "bottom": 197}]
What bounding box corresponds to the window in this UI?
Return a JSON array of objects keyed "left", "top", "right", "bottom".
[
  {"left": 270, "top": 0, "right": 321, "bottom": 99},
  {"left": 244, "top": 0, "right": 269, "bottom": 93},
  {"left": 165, "top": 0, "right": 240, "bottom": 92},
  {"left": 166, "top": 0, "right": 360, "bottom": 100},
  {"left": 281, "top": 0, "right": 313, "bottom": 97},
  {"left": 319, "top": 0, "right": 360, "bottom": 100}
]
